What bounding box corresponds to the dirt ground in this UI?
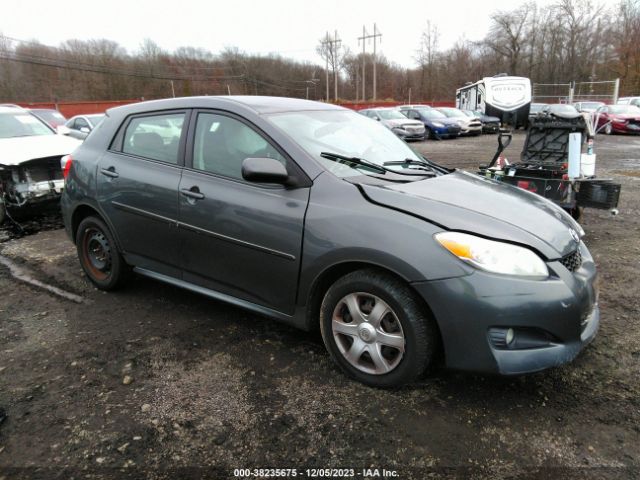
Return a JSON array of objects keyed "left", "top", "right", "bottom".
[{"left": 0, "top": 132, "right": 638, "bottom": 480}]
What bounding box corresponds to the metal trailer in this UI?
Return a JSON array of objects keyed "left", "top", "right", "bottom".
[{"left": 478, "top": 110, "right": 621, "bottom": 221}]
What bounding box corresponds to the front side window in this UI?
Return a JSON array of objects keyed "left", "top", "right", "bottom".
[
  {"left": 122, "top": 113, "right": 185, "bottom": 164},
  {"left": 75, "top": 118, "right": 90, "bottom": 130},
  {"left": 192, "top": 113, "right": 284, "bottom": 180}
]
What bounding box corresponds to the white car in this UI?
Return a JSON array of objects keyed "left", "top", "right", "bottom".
[
  {"left": 0, "top": 105, "right": 81, "bottom": 223},
  {"left": 436, "top": 107, "right": 483, "bottom": 136},
  {"left": 65, "top": 113, "right": 105, "bottom": 140},
  {"left": 617, "top": 96, "right": 640, "bottom": 108}
]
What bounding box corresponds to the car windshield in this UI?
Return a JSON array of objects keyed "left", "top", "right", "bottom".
[
  {"left": 438, "top": 108, "right": 465, "bottom": 118},
  {"left": 461, "top": 111, "right": 475, "bottom": 117},
  {"left": 87, "top": 114, "right": 105, "bottom": 125},
  {"left": 421, "top": 109, "right": 447, "bottom": 119},
  {"left": 377, "top": 110, "right": 406, "bottom": 120},
  {"left": 579, "top": 102, "right": 604, "bottom": 110},
  {"left": 609, "top": 105, "right": 640, "bottom": 114},
  {"left": 0, "top": 111, "right": 54, "bottom": 138},
  {"left": 34, "top": 110, "right": 66, "bottom": 126},
  {"left": 548, "top": 105, "right": 578, "bottom": 114},
  {"left": 267, "top": 110, "right": 429, "bottom": 178}
]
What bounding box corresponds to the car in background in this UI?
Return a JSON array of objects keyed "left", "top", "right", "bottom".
[
  {"left": 528, "top": 103, "right": 547, "bottom": 123},
  {"left": 398, "top": 106, "right": 461, "bottom": 139},
  {"left": 463, "top": 110, "right": 501, "bottom": 133},
  {"left": 595, "top": 104, "right": 640, "bottom": 134},
  {"left": 29, "top": 109, "right": 67, "bottom": 129},
  {"left": 61, "top": 96, "right": 599, "bottom": 388},
  {"left": 436, "top": 107, "right": 482, "bottom": 136},
  {"left": 359, "top": 107, "right": 425, "bottom": 141},
  {"left": 617, "top": 97, "right": 640, "bottom": 108},
  {"left": 543, "top": 104, "right": 581, "bottom": 118},
  {"left": 0, "top": 105, "right": 80, "bottom": 223},
  {"left": 573, "top": 102, "right": 605, "bottom": 114},
  {"left": 65, "top": 114, "right": 105, "bottom": 140}
]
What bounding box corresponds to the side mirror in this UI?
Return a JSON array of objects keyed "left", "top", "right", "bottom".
[
  {"left": 241, "top": 157, "right": 289, "bottom": 184},
  {"left": 80, "top": 127, "right": 91, "bottom": 134},
  {"left": 374, "top": 116, "right": 380, "bottom": 121},
  {"left": 56, "top": 125, "right": 71, "bottom": 135}
]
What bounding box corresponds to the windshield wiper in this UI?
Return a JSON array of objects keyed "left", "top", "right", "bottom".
[
  {"left": 320, "top": 152, "right": 433, "bottom": 176},
  {"left": 383, "top": 158, "right": 437, "bottom": 174},
  {"left": 320, "top": 152, "right": 387, "bottom": 174}
]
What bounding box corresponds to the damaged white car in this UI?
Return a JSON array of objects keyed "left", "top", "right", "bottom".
[{"left": 0, "top": 105, "right": 81, "bottom": 223}]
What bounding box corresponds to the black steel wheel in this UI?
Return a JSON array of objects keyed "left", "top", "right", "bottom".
[{"left": 76, "top": 216, "right": 128, "bottom": 290}]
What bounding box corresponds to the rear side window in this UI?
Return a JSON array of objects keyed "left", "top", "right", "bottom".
[{"left": 122, "top": 113, "right": 185, "bottom": 164}]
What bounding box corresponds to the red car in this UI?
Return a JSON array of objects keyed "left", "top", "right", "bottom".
[{"left": 596, "top": 104, "right": 640, "bottom": 134}]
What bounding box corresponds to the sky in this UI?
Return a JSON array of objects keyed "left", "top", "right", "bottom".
[{"left": 2, "top": 0, "right": 561, "bottom": 68}]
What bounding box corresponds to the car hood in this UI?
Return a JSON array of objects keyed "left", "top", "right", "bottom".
[
  {"left": 384, "top": 119, "right": 424, "bottom": 128},
  {"left": 481, "top": 115, "right": 501, "bottom": 122},
  {"left": 611, "top": 113, "right": 640, "bottom": 120},
  {"left": 360, "top": 170, "right": 582, "bottom": 259},
  {"left": 430, "top": 118, "right": 460, "bottom": 126},
  {"left": 0, "top": 135, "right": 81, "bottom": 166}
]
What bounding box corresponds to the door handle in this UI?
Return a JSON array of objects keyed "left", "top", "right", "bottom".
[
  {"left": 180, "top": 187, "right": 205, "bottom": 200},
  {"left": 100, "top": 167, "right": 119, "bottom": 178}
]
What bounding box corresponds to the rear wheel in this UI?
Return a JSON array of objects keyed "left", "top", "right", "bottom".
[
  {"left": 320, "top": 269, "right": 438, "bottom": 387},
  {"left": 76, "top": 216, "right": 128, "bottom": 290}
]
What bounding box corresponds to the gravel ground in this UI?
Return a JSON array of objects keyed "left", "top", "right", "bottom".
[{"left": 0, "top": 132, "right": 638, "bottom": 479}]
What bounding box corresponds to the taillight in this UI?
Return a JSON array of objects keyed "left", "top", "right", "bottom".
[{"left": 61, "top": 155, "right": 73, "bottom": 179}]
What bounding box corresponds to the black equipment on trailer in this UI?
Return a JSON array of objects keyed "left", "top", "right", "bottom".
[{"left": 479, "top": 110, "right": 621, "bottom": 220}]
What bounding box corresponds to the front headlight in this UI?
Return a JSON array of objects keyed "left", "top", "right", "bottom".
[
  {"left": 435, "top": 232, "right": 549, "bottom": 278},
  {"left": 432, "top": 122, "right": 444, "bottom": 128}
]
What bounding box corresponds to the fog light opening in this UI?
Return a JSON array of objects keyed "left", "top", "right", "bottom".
[{"left": 506, "top": 328, "right": 515, "bottom": 346}]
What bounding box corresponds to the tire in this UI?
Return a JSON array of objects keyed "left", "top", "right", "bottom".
[
  {"left": 76, "top": 216, "right": 129, "bottom": 290},
  {"left": 0, "top": 197, "right": 5, "bottom": 225},
  {"left": 604, "top": 123, "right": 612, "bottom": 135},
  {"left": 320, "top": 269, "right": 438, "bottom": 388},
  {"left": 568, "top": 207, "right": 584, "bottom": 222}
]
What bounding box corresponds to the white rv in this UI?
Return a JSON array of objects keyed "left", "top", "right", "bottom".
[{"left": 456, "top": 75, "right": 532, "bottom": 128}]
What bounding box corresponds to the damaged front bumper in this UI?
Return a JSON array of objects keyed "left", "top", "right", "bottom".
[{"left": 0, "top": 156, "right": 65, "bottom": 214}]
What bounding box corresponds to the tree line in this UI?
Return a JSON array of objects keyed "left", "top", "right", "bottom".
[{"left": 0, "top": 0, "right": 638, "bottom": 105}]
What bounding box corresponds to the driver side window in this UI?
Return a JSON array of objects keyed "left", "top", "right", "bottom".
[{"left": 192, "top": 113, "right": 285, "bottom": 180}]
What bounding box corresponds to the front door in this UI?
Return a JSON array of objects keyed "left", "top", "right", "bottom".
[
  {"left": 97, "top": 110, "right": 188, "bottom": 277},
  {"left": 178, "top": 111, "right": 310, "bottom": 314}
]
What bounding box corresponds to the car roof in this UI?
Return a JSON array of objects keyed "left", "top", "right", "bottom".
[{"left": 107, "top": 96, "right": 344, "bottom": 117}]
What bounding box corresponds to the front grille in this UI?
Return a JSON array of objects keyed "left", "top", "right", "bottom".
[{"left": 561, "top": 249, "right": 582, "bottom": 272}]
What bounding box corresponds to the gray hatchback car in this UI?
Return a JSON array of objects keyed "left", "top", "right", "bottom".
[{"left": 60, "top": 96, "right": 599, "bottom": 387}]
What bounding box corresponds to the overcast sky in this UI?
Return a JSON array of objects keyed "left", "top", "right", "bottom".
[{"left": 3, "top": 0, "right": 562, "bottom": 68}]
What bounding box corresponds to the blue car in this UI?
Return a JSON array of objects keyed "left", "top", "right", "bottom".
[{"left": 398, "top": 105, "right": 461, "bottom": 139}]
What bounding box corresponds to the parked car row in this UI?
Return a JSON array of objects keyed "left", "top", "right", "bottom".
[
  {"left": 529, "top": 101, "right": 640, "bottom": 135},
  {"left": 359, "top": 104, "right": 499, "bottom": 141}
]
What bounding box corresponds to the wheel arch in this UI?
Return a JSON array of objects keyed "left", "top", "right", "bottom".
[
  {"left": 303, "top": 261, "right": 443, "bottom": 345},
  {"left": 70, "top": 202, "right": 123, "bottom": 252}
]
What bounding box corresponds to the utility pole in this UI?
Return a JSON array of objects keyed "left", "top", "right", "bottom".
[
  {"left": 322, "top": 32, "right": 330, "bottom": 101},
  {"left": 371, "top": 23, "right": 382, "bottom": 101},
  {"left": 358, "top": 24, "right": 382, "bottom": 101},
  {"left": 358, "top": 26, "right": 368, "bottom": 101},
  {"left": 321, "top": 31, "right": 341, "bottom": 101}
]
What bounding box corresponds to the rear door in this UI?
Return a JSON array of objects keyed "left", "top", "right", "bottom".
[
  {"left": 177, "top": 110, "right": 310, "bottom": 314},
  {"left": 97, "top": 110, "right": 189, "bottom": 277}
]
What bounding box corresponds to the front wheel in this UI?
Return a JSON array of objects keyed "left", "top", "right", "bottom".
[
  {"left": 604, "top": 123, "right": 613, "bottom": 135},
  {"left": 320, "top": 269, "right": 438, "bottom": 387},
  {"left": 76, "top": 216, "right": 129, "bottom": 290}
]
